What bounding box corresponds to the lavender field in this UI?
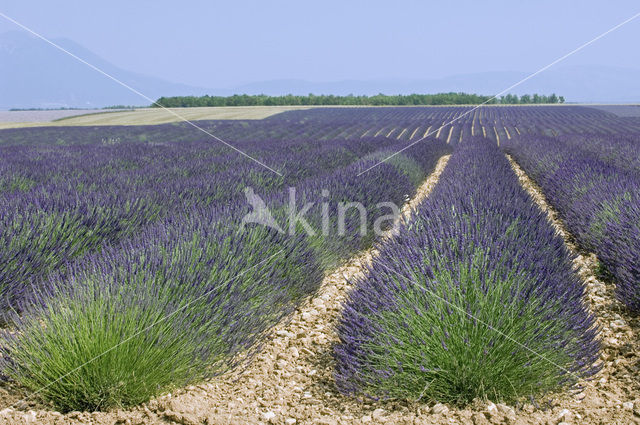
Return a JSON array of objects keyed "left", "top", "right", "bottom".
[{"left": 0, "top": 106, "right": 638, "bottom": 423}]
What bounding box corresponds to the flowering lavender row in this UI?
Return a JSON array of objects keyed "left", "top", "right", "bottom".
[
  {"left": 335, "top": 138, "right": 599, "bottom": 404},
  {"left": 503, "top": 134, "right": 640, "bottom": 313}
]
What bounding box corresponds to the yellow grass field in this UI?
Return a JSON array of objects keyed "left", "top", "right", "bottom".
[{"left": 0, "top": 106, "right": 314, "bottom": 129}]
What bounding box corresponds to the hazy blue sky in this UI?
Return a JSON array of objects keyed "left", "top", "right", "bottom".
[{"left": 1, "top": 1, "right": 639, "bottom": 88}]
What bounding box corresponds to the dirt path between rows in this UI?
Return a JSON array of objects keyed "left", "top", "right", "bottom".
[{"left": 1, "top": 153, "right": 638, "bottom": 425}]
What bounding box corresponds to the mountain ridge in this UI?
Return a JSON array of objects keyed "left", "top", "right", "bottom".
[{"left": 1, "top": 31, "right": 639, "bottom": 109}]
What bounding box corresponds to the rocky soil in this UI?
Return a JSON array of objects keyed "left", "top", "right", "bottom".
[{"left": 1, "top": 153, "right": 638, "bottom": 424}]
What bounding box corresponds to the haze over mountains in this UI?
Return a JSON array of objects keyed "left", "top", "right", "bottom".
[{"left": 1, "top": 31, "right": 639, "bottom": 109}]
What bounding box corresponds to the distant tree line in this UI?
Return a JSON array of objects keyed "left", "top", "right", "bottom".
[
  {"left": 153, "top": 92, "right": 565, "bottom": 108},
  {"left": 498, "top": 93, "right": 564, "bottom": 104}
]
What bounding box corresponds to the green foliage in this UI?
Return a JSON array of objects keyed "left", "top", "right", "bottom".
[
  {"left": 153, "top": 93, "right": 566, "bottom": 108},
  {"left": 362, "top": 152, "right": 425, "bottom": 187},
  {"left": 2, "top": 282, "right": 224, "bottom": 411},
  {"left": 595, "top": 259, "right": 616, "bottom": 282},
  {"left": 499, "top": 93, "right": 563, "bottom": 104},
  {"left": 0, "top": 175, "right": 36, "bottom": 193},
  {"left": 355, "top": 249, "right": 576, "bottom": 405}
]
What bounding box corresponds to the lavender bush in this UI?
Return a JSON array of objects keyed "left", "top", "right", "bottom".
[{"left": 335, "top": 139, "right": 600, "bottom": 405}]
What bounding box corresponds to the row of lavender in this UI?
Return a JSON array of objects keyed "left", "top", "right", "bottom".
[
  {"left": 335, "top": 139, "right": 600, "bottom": 404},
  {"left": 0, "top": 121, "right": 450, "bottom": 410},
  {"left": 503, "top": 133, "right": 640, "bottom": 313}
]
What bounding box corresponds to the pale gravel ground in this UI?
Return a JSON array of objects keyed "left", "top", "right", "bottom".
[{"left": 1, "top": 153, "right": 639, "bottom": 424}]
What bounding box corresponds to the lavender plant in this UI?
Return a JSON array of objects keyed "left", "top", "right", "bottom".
[{"left": 335, "top": 139, "right": 600, "bottom": 405}]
